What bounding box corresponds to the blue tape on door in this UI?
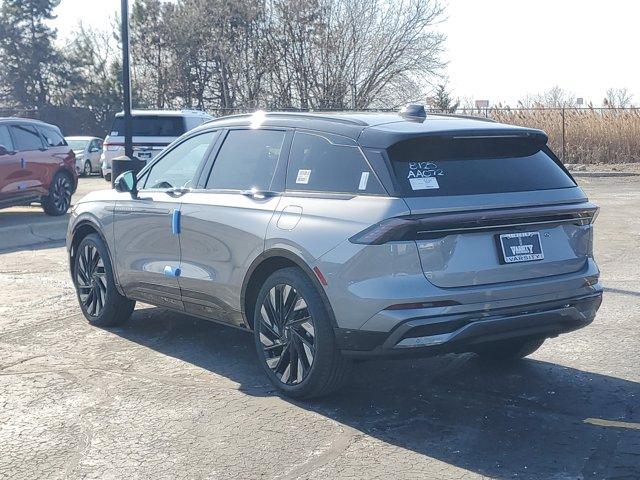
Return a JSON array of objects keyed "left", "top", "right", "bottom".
[
  {"left": 172, "top": 209, "right": 181, "bottom": 235},
  {"left": 163, "top": 266, "right": 181, "bottom": 277}
]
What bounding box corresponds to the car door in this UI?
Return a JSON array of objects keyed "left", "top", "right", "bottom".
[
  {"left": 8, "top": 123, "right": 50, "bottom": 195},
  {"left": 177, "top": 128, "right": 291, "bottom": 327},
  {"left": 0, "top": 124, "right": 19, "bottom": 200},
  {"left": 112, "top": 130, "right": 218, "bottom": 310}
]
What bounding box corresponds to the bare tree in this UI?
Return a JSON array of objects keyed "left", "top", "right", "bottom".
[{"left": 604, "top": 88, "right": 633, "bottom": 108}]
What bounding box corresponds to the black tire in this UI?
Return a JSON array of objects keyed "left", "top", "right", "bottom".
[
  {"left": 104, "top": 172, "right": 111, "bottom": 183},
  {"left": 474, "top": 336, "right": 545, "bottom": 361},
  {"left": 253, "top": 267, "right": 351, "bottom": 399},
  {"left": 83, "top": 160, "right": 92, "bottom": 176},
  {"left": 42, "top": 171, "right": 73, "bottom": 216},
  {"left": 73, "top": 233, "right": 135, "bottom": 327}
]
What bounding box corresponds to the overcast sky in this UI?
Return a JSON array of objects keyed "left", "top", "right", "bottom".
[{"left": 53, "top": 0, "right": 639, "bottom": 106}]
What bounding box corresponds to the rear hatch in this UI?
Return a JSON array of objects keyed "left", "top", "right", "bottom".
[
  {"left": 380, "top": 133, "right": 596, "bottom": 288},
  {"left": 106, "top": 115, "right": 186, "bottom": 161}
]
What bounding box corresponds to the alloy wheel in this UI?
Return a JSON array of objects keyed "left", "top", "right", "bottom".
[
  {"left": 51, "top": 175, "right": 72, "bottom": 213},
  {"left": 259, "top": 284, "right": 316, "bottom": 385},
  {"left": 75, "top": 243, "right": 107, "bottom": 317},
  {"left": 84, "top": 161, "right": 92, "bottom": 176}
]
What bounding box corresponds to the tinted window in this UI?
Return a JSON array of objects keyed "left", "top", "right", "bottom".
[
  {"left": 110, "top": 116, "right": 185, "bottom": 136},
  {"left": 37, "top": 126, "right": 66, "bottom": 147},
  {"left": 10, "top": 124, "right": 43, "bottom": 151},
  {"left": 143, "top": 132, "right": 216, "bottom": 189},
  {"left": 286, "top": 132, "right": 384, "bottom": 194},
  {"left": 388, "top": 136, "right": 576, "bottom": 197},
  {"left": 206, "top": 129, "right": 285, "bottom": 191},
  {"left": 0, "top": 125, "right": 14, "bottom": 151}
]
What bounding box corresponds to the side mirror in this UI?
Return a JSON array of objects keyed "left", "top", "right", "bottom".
[
  {"left": 114, "top": 170, "right": 138, "bottom": 198},
  {"left": 0, "top": 144, "right": 8, "bottom": 156},
  {"left": 89, "top": 147, "right": 100, "bottom": 153}
]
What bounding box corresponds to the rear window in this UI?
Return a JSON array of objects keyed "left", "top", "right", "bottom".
[
  {"left": 387, "top": 136, "right": 576, "bottom": 197},
  {"left": 110, "top": 116, "right": 185, "bottom": 137},
  {"left": 37, "top": 125, "right": 66, "bottom": 147}
]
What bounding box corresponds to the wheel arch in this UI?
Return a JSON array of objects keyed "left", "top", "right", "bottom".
[{"left": 241, "top": 249, "right": 338, "bottom": 331}]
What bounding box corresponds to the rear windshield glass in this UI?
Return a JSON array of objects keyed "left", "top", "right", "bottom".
[
  {"left": 387, "top": 136, "right": 575, "bottom": 197},
  {"left": 110, "top": 116, "right": 185, "bottom": 137}
]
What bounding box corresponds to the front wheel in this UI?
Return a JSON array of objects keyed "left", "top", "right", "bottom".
[
  {"left": 254, "top": 267, "right": 351, "bottom": 399},
  {"left": 73, "top": 233, "right": 135, "bottom": 327},
  {"left": 83, "top": 160, "right": 92, "bottom": 176},
  {"left": 42, "top": 171, "right": 73, "bottom": 215}
]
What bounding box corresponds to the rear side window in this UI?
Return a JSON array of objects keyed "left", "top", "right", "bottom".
[
  {"left": 286, "top": 132, "right": 384, "bottom": 194},
  {"left": 387, "top": 136, "right": 576, "bottom": 197},
  {"left": 0, "top": 125, "right": 14, "bottom": 151},
  {"left": 10, "top": 124, "right": 43, "bottom": 151},
  {"left": 110, "top": 116, "right": 185, "bottom": 137},
  {"left": 206, "top": 129, "right": 285, "bottom": 191},
  {"left": 37, "top": 126, "right": 66, "bottom": 147}
]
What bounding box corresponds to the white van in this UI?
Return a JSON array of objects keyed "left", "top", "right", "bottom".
[{"left": 101, "top": 109, "right": 213, "bottom": 181}]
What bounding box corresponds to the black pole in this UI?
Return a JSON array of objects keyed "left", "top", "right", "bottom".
[{"left": 121, "top": 0, "right": 133, "bottom": 161}]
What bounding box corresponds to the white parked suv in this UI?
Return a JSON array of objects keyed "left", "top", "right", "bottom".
[{"left": 100, "top": 109, "right": 213, "bottom": 181}]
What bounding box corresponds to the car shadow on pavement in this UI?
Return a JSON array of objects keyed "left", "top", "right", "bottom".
[{"left": 111, "top": 307, "right": 640, "bottom": 480}]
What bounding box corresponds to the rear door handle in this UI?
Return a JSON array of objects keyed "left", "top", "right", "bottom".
[
  {"left": 241, "top": 189, "right": 278, "bottom": 200},
  {"left": 165, "top": 187, "right": 190, "bottom": 198}
]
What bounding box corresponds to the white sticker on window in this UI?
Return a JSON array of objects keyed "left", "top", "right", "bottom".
[
  {"left": 409, "top": 177, "right": 439, "bottom": 190},
  {"left": 358, "top": 171, "right": 370, "bottom": 190},
  {"left": 110, "top": 131, "right": 118, "bottom": 136},
  {"left": 296, "top": 169, "right": 311, "bottom": 184}
]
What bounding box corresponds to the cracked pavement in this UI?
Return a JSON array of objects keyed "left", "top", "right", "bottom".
[{"left": 0, "top": 176, "right": 639, "bottom": 479}]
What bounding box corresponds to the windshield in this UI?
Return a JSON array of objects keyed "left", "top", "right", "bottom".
[
  {"left": 110, "top": 116, "right": 185, "bottom": 137},
  {"left": 66, "top": 139, "right": 89, "bottom": 151},
  {"left": 387, "top": 136, "right": 576, "bottom": 197}
]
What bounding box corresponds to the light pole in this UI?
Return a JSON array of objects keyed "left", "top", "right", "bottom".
[{"left": 121, "top": 0, "right": 133, "bottom": 161}]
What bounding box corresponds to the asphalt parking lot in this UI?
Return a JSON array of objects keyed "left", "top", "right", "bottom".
[{"left": 0, "top": 176, "right": 639, "bottom": 480}]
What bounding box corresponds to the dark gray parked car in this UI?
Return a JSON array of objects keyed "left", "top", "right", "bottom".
[{"left": 66, "top": 109, "right": 602, "bottom": 398}]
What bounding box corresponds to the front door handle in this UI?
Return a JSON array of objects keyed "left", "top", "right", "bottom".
[{"left": 166, "top": 187, "right": 190, "bottom": 198}]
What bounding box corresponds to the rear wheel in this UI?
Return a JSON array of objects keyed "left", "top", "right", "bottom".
[
  {"left": 253, "top": 267, "right": 351, "bottom": 399},
  {"left": 42, "top": 171, "right": 73, "bottom": 215},
  {"left": 83, "top": 160, "right": 92, "bottom": 176},
  {"left": 73, "top": 233, "right": 135, "bottom": 327},
  {"left": 474, "top": 336, "right": 545, "bottom": 361}
]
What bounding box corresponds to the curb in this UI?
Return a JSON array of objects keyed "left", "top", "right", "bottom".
[{"left": 0, "top": 218, "right": 68, "bottom": 252}]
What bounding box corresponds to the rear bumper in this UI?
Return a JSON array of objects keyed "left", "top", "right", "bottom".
[{"left": 336, "top": 291, "right": 602, "bottom": 358}]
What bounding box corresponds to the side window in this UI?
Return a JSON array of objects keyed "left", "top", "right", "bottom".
[
  {"left": 90, "top": 139, "right": 101, "bottom": 152},
  {"left": 37, "top": 126, "right": 66, "bottom": 147},
  {"left": 205, "top": 129, "right": 286, "bottom": 191},
  {"left": 286, "top": 132, "right": 385, "bottom": 195},
  {"left": 0, "top": 125, "right": 14, "bottom": 151},
  {"left": 143, "top": 131, "right": 216, "bottom": 190},
  {"left": 10, "top": 124, "right": 43, "bottom": 151}
]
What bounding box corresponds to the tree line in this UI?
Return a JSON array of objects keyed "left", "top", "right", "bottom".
[{"left": 0, "top": 0, "right": 446, "bottom": 133}]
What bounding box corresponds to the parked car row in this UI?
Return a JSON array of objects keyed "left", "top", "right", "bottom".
[{"left": 0, "top": 109, "right": 212, "bottom": 215}]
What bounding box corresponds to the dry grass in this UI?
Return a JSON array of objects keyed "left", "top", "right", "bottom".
[{"left": 468, "top": 108, "right": 640, "bottom": 165}]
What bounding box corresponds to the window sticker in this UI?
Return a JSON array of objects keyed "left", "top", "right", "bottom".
[
  {"left": 358, "top": 171, "right": 370, "bottom": 190},
  {"left": 409, "top": 177, "right": 439, "bottom": 190},
  {"left": 296, "top": 169, "right": 311, "bottom": 184},
  {"left": 407, "top": 162, "right": 444, "bottom": 179},
  {"left": 110, "top": 131, "right": 118, "bottom": 136}
]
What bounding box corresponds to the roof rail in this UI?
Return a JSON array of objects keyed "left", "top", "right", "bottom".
[
  {"left": 205, "top": 111, "right": 369, "bottom": 127},
  {"left": 431, "top": 112, "right": 497, "bottom": 123}
]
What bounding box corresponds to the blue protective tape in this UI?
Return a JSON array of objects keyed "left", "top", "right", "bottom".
[
  {"left": 163, "top": 266, "right": 181, "bottom": 277},
  {"left": 172, "top": 209, "right": 181, "bottom": 235}
]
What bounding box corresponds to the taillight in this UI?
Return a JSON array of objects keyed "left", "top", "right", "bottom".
[{"left": 105, "top": 143, "right": 124, "bottom": 152}]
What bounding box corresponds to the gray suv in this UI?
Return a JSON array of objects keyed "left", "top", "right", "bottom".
[{"left": 66, "top": 110, "right": 603, "bottom": 398}]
